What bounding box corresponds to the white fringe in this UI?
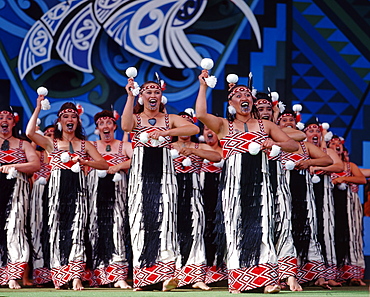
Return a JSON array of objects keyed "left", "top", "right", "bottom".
[{"left": 5, "top": 172, "right": 30, "bottom": 263}]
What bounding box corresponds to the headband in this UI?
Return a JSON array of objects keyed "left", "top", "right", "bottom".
[
  {"left": 228, "top": 86, "right": 252, "bottom": 100},
  {"left": 58, "top": 108, "right": 79, "bottom": 117},
  {"left": 254, "top": 99, "right": 272, "bottom": 107},
  {"left": 303, "top": 123, "right": 320, "bottom": 133},
  {"left": 140, "top": 84, "right": 162, "bottom": 93},
  {"left": 276, "top": 112, "right": 295, "bottom": 125},
  {"left": 0, "top": 110, "right": 19, "bottom": 123},
  {"left": 328, "top": 137, "right": 345, "bottom": 145},
  {"left": 181, "top": 114, "right": 194, "bottom": 124},
  {"left": 95, "top": 116, "right": 116, "bottom": 126},
  {"left": 0, "top": 110, "right": 15, "bottom": 118}
]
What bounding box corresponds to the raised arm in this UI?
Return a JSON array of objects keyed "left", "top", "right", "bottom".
[
  {"left": 121, "top": 78, "right": 137, "bottom": 132},
  {"left": 195, "top": 71, "right": 226, "bottom": 137},
  {"left": 26, "top": 95, "right": 53, "bottom": 153}
]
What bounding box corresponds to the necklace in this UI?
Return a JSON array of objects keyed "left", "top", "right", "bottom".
[
  {"left": 143, "top": 111, "right": 161, "bottom": 126},
  {"left": 63, "top": 136, "right": 75, "bottom": 153},
  {"left": 235, "top": 117, "right": 252, "bottom": 132},
  {"left": 0, "top": 135, "right": 12, "bottom": 151},
  {"left": 104, "top": 141, "right": 113, "bottom": 152},
  {"left": 179, "top": 141, "right": 191, "bottom": 148}
]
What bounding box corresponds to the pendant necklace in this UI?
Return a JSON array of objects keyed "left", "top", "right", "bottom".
[
  {"left": 0, "top": 135, "right": 12, "bottom": 151},
  {"left": 235, "top": 117, "right": 252, "bottom": 132},
  {"left": 143, "top": 111, "right": 161, "bottom": 126},
  {"left": 105, "top": 144, "right": 111, "bottom": 152},
  {"left": 64, "top": 136, "right": 75, "bottom": 153},
  {"left": 181, "top": 141, "right": 189, "bottom": 148}
]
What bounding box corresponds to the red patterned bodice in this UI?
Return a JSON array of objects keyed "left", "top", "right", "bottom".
[
  {"left": 0, "top": 140, "right": 26, "bottom": 164},
  {"left": 172, "top": 143, "right": 203, "bottom": 174},
  {"left": 281, "top": 141, "right": 310, "bottom": 169},
  {"left": 201, "top": 161, "right": 223, "bottom": 173},
  {"left": 332, "top": 161, "right": 358, "bottom": 192},
  {"left": 220, "top": 120, "right": 268, "bottom": 159},
  {"left": 93, "top": 141, "right": 129, "bottom": 166},
  {"left": 34, "top": 151, "right": 51, "bottom": 180},
  {"left": 49, "top": 139, "right": 87, "bottom": 170},
  {"left": 131, "top": 114, "right": 171, "bottom": 149}
]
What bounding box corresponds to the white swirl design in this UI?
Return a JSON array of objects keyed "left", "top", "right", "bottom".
[
  {"left": 72, "top": 18, "right": 97, "bottom": 51},
  {"left": 129, "top": 8, "right": 163, "bottom": 54},
  {"left": 56, "top": 3, "right": 100, "bottom": 72},
  {"left": 29, "top": 26, "right": 49, "bottom": 56},
  {"left": 18, "top": 0, "right": 261, "bottom": 76},
  {"left": 18, "top": 21, "right": 52, "bottom": 79},
  {"left": 95, "top": 0, "right": 125, "bottom": 23}
]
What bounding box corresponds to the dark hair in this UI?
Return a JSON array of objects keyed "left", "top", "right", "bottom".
[
  {"left": 276, "top": 109, "right": 295, "bottom": 125},
  {"left": 133, "top": 81, "right": 165, "bottom": 114},
  {"left": 171, "top": 111, "right": 198, "bottom": 143},
  {"left": 18, "top": 134, "right": 32, "bottom": 143},
  {"left": 178, "top": 111, "right": 194, "bottom": 123},
  {"left": 255, "top": 92, "right": 272, "bottom": 102},
  {"left": 54, "top": 102, "right": 85, "bottom": 140},
  {"left": 171, "top": 135, "right": 199, "bottom": 143}
]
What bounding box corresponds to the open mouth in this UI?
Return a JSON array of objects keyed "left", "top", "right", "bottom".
[
  {"left": 149, "top": 98, "right": 157, "bottom": 107},
  {"left": 66, "top": 123, "right": 74, "bottom": 130},
  {"left": 207, "top": 133, "right": 213, "bottom": 139},
  {"left": 240, "top": 101, "right": 249, "bottom": 112},
  {"left": 103, "top": 130, "right": 110, "bottom": 139},
  {"left": 261, "top": 115, "right": 270, "bottom": 120},
  {"left": 335, "top": 146, "right": 341, "bottom": 152},
  {"left": 312, "top": 136, "right": 319, "bottom": 145},
  {"left": 286, "top": 125, "right": 293, "bottom": 128},
  {"left": 1, "top": 123, "right": 9, "bottom": 132}
]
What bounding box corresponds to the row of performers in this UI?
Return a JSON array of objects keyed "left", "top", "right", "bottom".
[{"left": 0, "top": 72, "right": 367, "bottom": 293}]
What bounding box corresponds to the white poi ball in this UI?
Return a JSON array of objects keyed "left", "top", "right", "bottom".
[
  {"left": 125, "top": 67, "right": 137, "bottom": 78},
  {"left": 226, "top": 74, "right": 239, "bottom": 84},
  {"left": 37, "top": 86, "right": 48, "bottom": 96},
  {"left": 200, "top": 58, "right": 214, "bottom": 70}
]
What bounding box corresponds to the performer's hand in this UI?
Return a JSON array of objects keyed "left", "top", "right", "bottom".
[
  {"left": 149, "top": 130, "right": 167, "bottom": 140},
  {"left": 107, "top": 164, "right": 120, "bottom": 174},
  {"left": 332, "top": 177, "right": 345, "bottom": 184},
  {"left": 125, "top": 78, "right": 135, "bottom": 96},
  {"left": 199, "top": 70, "right": 208, "bottom": 86},
  {"left": 0, "top": 165, "right": 13, "bottom": 173},
  {"left": 309, "top": 166, "right": 318, "bottom": 174},
  {"left": 295, "top": 160, "right": 311, "bottom": 170},
  {"left": 261, "top": 138, "right": 276, "bottom": 149},
  {"left": 36, "top": 95, "right": 44, "bottom": 108},
  {"left": 179, "top": 147, "right": 194, "bottom": 156}
]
